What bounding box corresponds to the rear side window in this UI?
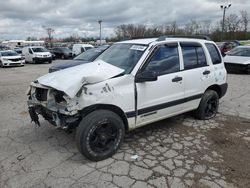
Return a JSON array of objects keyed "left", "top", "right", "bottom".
[
  {"left": 181, "top": 45, "right": 207, "bottom": 70},
  {"left": 205, "top": 43, "right": 222, "bottom": 64}
]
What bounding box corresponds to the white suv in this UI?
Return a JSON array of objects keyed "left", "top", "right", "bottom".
[{"left": 27, "top": 36, "right": 228, "bottom": 161}]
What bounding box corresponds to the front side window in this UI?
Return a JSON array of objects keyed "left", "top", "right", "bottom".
[
  {"left": 182, "top": 45, "right": 207, "bottom": 69},
  {"left": 143, "top": 44, "right": 180, "bottom": 75},
  {"left": 81, "top": 47, "right": 85, "bottom": 53},
  {"left": 205, "top": 43, "right": 222, "bottom": 64},
  {"left": 96, "top": 43, "right": 147, "bottom": 74}
]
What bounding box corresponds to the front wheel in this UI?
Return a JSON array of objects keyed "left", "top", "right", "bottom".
[
  {"left": 76, "top": 110, "right": 125, "bottom": 161},
  {"left": 194, "top": 90, "right": 219, "bottom": 120}
]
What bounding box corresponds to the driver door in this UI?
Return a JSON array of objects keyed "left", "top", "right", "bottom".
[{"left": 135, "top": 43, "right": 185, "bottom": 127}]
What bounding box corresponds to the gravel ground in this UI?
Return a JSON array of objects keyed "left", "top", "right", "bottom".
[{"left": 0, "top": 62, "right": 249, "bottom": 188}]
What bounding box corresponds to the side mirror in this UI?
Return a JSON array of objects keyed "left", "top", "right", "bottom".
[{"left": 135, "top": 71, "right": 158, "bottom": 83}]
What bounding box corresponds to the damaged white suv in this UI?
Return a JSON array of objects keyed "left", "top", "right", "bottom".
[{"left": 27, "top": 36, "right": 228, "bottom": 161}]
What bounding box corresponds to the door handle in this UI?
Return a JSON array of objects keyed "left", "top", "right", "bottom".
[
  {"left": 203, "top": 70, "right": 210, "bottom": 75},
  {"left": 172, "top": 76, "right": 183, "bottom": 82}
]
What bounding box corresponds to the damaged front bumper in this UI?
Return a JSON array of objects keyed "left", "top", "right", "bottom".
[
  {"left": 28, "top": 104, "right": 80, "bottom": 128},
  {"left": 27, "top": 83, "right": 81, "bottom": 128}
]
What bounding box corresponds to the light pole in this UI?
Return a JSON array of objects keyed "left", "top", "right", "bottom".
[
  {"left": 220, "top": 3, "right": 231, "bottom": 41},
  {"left": 98, "top": 20, "right": 102, "bottom": 45}
]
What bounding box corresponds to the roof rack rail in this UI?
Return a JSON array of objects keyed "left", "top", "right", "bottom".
[{"left": 156, "top": 35, "right": 211, "bottom": 41}]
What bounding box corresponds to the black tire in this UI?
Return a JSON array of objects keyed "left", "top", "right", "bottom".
[
  {"left": 76, "top": 110, "right": 125, "bottom": 161},
  {"left": 194, "top": 90, "right": 219, "bottom": 120},
  {"left": 48, "top": 60, "right": 52, "bottom": 64},
  {"left": 0, "top": 61, "right": 3, "bottom": 68}
]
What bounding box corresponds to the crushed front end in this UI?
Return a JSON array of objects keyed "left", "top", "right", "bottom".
[{"left": 27, "top": 81, "right": 81, "bottom": 130}]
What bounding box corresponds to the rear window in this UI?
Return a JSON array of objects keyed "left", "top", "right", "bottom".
[{"left": 205, "top": 43, "right": 222, "bottom": 64}]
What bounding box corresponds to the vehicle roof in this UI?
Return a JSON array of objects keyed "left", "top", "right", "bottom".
[{"left": 117, "top": 37, "right": 212, "bottom": 45}]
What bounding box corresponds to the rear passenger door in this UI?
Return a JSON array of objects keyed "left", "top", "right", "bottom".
[
  {"left": 180, "top": 42, "right": 214, "bottom": 110},
  {"left": 205, "top": 43, "right": 226, "bottom": 86}
]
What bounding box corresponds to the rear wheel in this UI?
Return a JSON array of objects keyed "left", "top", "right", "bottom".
[
  {"left": 76, "top": 110, "right": 125, "bottom": 161},
  {"left": 194, "top": 90, "right": 219, "bottom": 120}
]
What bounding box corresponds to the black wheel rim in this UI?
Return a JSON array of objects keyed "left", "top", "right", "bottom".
[
  {"left": 89, "top": 119, "right": 119, "bottom": 154},
  {"left": 204, "top": 96, "right": 218, "bottom": 118}
]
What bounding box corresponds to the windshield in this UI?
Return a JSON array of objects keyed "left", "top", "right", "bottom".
[
  {"left": 227, "top": 47, "right": 250, "bottom": 57},
  {"left": 1, "top": 51, "right": 19, "bottom": 56},
  {"left": 74, "top": 48, "right": 105, "bottom": 61},
  {"left": 96, "top": 43, "right": 147, "bottom": 74},
  {"left": 32, "top": 47, "right": 47, "bottom": 52}
]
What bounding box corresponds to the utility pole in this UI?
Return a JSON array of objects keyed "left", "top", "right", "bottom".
[
  {"left": 98, "top": 20, "right": 102, "bottom": 46},
  {"left": 220, "top": 4, "right": 232, "bottom": 41}
]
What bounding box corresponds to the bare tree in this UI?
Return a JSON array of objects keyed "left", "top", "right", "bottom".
[
  {"left": 225, "top": 14, "right": 241, "bottom": 37},
  {"left": 200, "top": 20, "right": 211, "bottom": 35},
  {"left": 240, "top": 10, "right": 249, "bottom": 38},
  {"left": 170, "top": 21, "right": 178, "bottom": 34},
  {"left": 43, "top": 26, "right": 55, "bottom": 48}
]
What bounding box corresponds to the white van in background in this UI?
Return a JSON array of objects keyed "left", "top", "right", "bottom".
[
  {"left": 72, "top": 44, "right": 94, "bottom": 56},
  {"left": 22, "top": 46, "right": 52, "bottom": 63}
]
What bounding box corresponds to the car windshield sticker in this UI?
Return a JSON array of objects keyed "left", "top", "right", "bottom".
[{"left": 130, "top": 45, "right": 147, "bottom": 51}]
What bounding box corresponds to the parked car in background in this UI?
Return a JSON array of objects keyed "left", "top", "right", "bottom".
[
  {"left": 217, "top": 41, "right": 239, "bottom": 57},
  {"left": 14, "top": 47, "right": 22, "bottom": 54},
  {"left": 22, "top": 46, "right": 52, "bottom": 64},
  {"left": 72, "top": 44, "right": 94, "bottom": 56},
  {"left": 0, "top": 45, "right": 10, "bottom": 51},
  {"left": 224, "top": 46, "right": 250, "bottom": 74},
  {"left": 0, "top": 50, "right": 25, "bottom": 67},
  {"left": 49, "top": 47, "right": 72, "bottom": 59},
  {"left": 28, "top": 36, "right": 227, "bottom": 161},
  {"left": 49, "top": 45, "right": 109, "bottom": 73}
]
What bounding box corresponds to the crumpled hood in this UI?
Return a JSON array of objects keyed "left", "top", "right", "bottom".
[
  {"left": 224, "top": 55, "right": 250, "bottom": 65},
  {"left": 36, "top": 60, "right": 124, "bottom": 98}
]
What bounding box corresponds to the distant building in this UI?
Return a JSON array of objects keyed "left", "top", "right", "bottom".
[
  {"left": 1, "top": 40, "right": 45, "bottom": 49},
  {"left": 96, "top": 39, "right": 107, "bottom": 45}
]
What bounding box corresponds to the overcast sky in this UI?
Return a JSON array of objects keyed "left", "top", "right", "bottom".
[{"left": 0, "top": 0, "right": 249, "bottom": 40}]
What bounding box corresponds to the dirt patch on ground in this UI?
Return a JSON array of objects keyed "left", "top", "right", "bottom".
[{"left": 207, "top": 116, "right": 250, "bottom": 188}]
